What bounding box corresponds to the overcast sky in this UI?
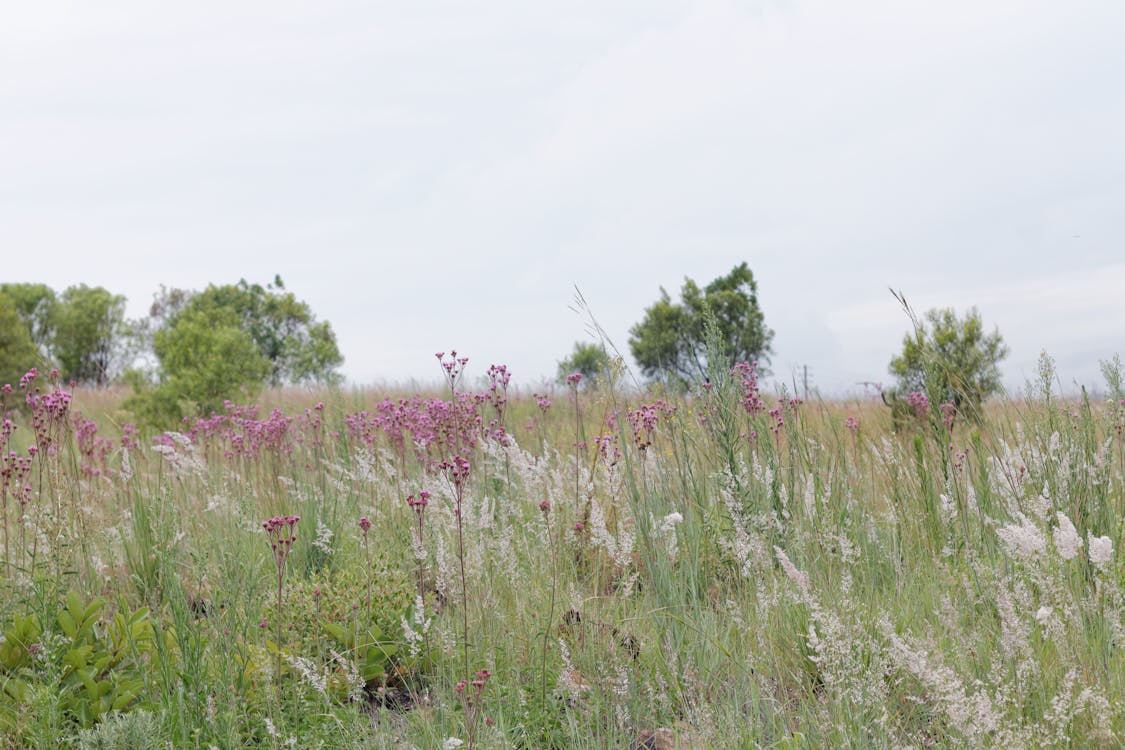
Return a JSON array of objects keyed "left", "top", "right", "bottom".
[{"left": 3, "top": 0, "right": 1123, "bottom": 395}]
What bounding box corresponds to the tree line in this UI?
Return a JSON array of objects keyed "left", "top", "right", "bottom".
[
  {"left": 0, "top": 277, "right": 342, "bottom": 424},
  {"left": 2, "top": 265, "right": 1011, "bottom": 428},
  {"left": 560, "top": 263, "right": 1009, "bottom": 418}
]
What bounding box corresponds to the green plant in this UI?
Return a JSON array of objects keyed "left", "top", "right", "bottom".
[
  {"left": 0, "top": 593, "right": 161, "bottom": 737},
  {"left": 629, "top": 262, "right": 773, "bottom": 385},
  {"left": 75, "top": 709, "right": 164, "bottom": 750}
]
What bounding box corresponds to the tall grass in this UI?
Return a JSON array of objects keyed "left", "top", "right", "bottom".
[{"left": 0, "top": 364, "right": 1121, "bottom": 748}]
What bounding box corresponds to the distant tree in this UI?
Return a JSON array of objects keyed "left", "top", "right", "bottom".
[
  {"left": 0, "top": 292, "right": 43, "bottom": 390},
  {"left": 557, "top": 342, "right": 612, "bottom": 387},
  {"left": 629, "top": 262, "right": 773, "bottom": 384},
  {"left": 152, "top": 307, "right": 271, "bottom": 414},
  {"left": 0, "top": 283, "right": 56, "bottom": 354},
  {"left": 125, "top": 277, "right": 342, "bottom": 426},
  {"left": 167, "top": 277, "right": 342, "bottom": 385},
  {"left": 50, "top": 285, "right": 128, "bottom": 386},
  {"left": 889, "top": 306, "right": 1009, "bottom": 415}
]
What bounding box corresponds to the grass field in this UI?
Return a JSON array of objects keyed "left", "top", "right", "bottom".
[{"left": 0, "top": 361, "right": 1120, "bottom": 749}]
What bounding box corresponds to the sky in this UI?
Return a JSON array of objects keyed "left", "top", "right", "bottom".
[{"left": 3, "top": 0, "right": 1124, "bottom": 395}]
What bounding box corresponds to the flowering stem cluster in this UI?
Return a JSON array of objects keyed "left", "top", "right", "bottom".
[
  {"left": 359, "top": 515, "right": 372, "bottom": 614},
  {"left": 406, "top": 490, "right": 430, "bottom": 603},
  {"left": 455, "top": 669, "right": 492, "bottom": 749},
  {"left": 262, "top": 514, "right": 300, "bottom": 693},
  {"left": 440, "top": 455, "right": 472, "bottom": 682},
  {"left": 538, "top": 499, "right": 557, "bottom": 710}
]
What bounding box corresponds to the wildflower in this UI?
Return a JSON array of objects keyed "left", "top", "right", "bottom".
[
  {"left": 566, "top": 372, "right": 582, "bottom": 386},
  {"left": 1053, "top": 512, "right": 1082, "bottom": 560},
  {"left": 996, "top": 514, "right": 1046, "bottom": 559},
  {"left": 1087, "top": 533, "right": 1113, "bottom": 571},
  {"left": 907, "top": 390, "right": 929, "bottom": 418},
  {"left": 359, "top": 516, "right": 371, "bottom": 534}
]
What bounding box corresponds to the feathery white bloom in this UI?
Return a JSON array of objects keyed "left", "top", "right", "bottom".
[
  {"left": 1087, "top": 533, "right": 1113, "bottom": 570},
  {"left": 443, "top": 738, "right": 464, "bottom": 749},
  {"left": 774, "top": 546, "right": 810, "bottom": 596},
  {"left": 659, "top": 512, "right": 683, "bottom": 560},
  {"left": 660, "top": 512, "right": 683, "bottom": 530},
  {"left": 1053, "top": 512, "right": 1082, "bottom": 560},
  {"left": 996, "top": 513, "right": 1046, "bottom": 559},
  {"left": 312, "top": 520, "right": 334, "bottom": 556}
]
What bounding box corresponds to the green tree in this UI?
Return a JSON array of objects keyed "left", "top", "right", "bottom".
[
  {"left": 168, "top": 277, "right": 342, "bottom": 385},
  {"left": 126, "top": 306, "right": 271, "bottom": 424},
  {"left": 889, "top": 306, "right": 1009, "bottom": 415},
  {"left": 50, "top": 285, "right": 128, "bottom": 386},
  {"left": 629, "top": 262, "right": 773, "bottom": 384},
  {"left": 557, "top": 342, "right": 612, "bottom": 387},
  {"left": 154, "top": 306, "right": 271, "bottom": 413},
  {"left": 0, "top": 292, "right": 43, "bottom": 390},
  {"left": 0, "top": 283, "right": 56, "bottom": 354}
]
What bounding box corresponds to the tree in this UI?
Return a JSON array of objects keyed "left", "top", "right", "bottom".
[
  {"left": 0, "top": 283, "right": 56, "bottom": 355},
  {"left": 0, "top": 292, "right": 42, "bottom": 390},
  {"left": 166, "top": 277, "right": 342, "bottom": 385},
  {"left": 125, "top": 277, "right": 343, "bottom": 426},
  {"left": 557, "top": 342, "right": 612, "bottom": 387},
  {"left": 50, "top": 285, "right": 128, "bottom": 386},
  {"left": 153, "top": 307, "right": 271, "bottom": 414},
  {"left": 889, "top": 306, "right": 1009, "bottom": 415},
  {"left": 629, "top": 262, "right": 773, "bottom": 384}
]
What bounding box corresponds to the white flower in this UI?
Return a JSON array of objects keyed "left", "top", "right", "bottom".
[
  {"left": 312, "top": 520, "right": 335, "bottom": 556},
  {"left": 1087, "top": 533, "right": 1113, "bottom": 570},
  {"left": 1035, "top": 606, "right": 1052, "bottom": 624},
  {"left": 1053, "top": 512, "right": 1082, "bottom": 560},
  {"left": 660, "top": 512, "right": 683, "bottom": 531},
  {"left": 996, "top": 513, "right": 1046, "bottom": 560},
  {"left": 443, "top": 739, "right": 464, "bottom": 749}
]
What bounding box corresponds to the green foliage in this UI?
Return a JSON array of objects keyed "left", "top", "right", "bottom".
[
  {"left": 0, "top": 291, "right": 43, "bottom": 389},
  {"left": 0, "top": 283, "right": 57, "bottom": 351},
  {"left": 889, "top": 306, "right": 1009, "bottom": 414},
  {"left": 0, "top": 593, "right": 162, "bottom": 740},
  {"left": 172, "top": 277, "right": 343, "bottom": 386},
  {"left": 629, "top": 262, "right": 773, "bottom": 385},
  {"left": 261, "top": 565, "right": 419, "bottom": 701},
  {"left": 50, "top": 285, "right": 128, "bottom": 385},
  {"left": 75, "top": 710, "right": 164, "bottom": 750},
  {"left": 557, "top": 342, "right": 612, "bottom": 387},
  {"left": 140, "top": 306, "right": 270, "bottom": 421}
]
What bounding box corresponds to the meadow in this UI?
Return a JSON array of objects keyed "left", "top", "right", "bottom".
[{"left": 0, "top": 357, "right": 1120, "bottom": 749}]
